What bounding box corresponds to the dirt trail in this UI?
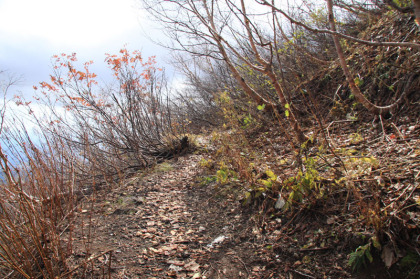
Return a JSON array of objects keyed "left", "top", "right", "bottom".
[
  {"left": 71, "top": 153, "right": 266, "bottom": 278},
  {"left": 67, "top": 134, "right": 409, "bottom": 279}
]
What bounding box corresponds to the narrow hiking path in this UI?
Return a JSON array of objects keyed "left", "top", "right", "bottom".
[
  {"left": 66, "top": 127, "right": 420, "bottom": 278},
  {"left": 66, "top": 133, "right": 365, "bottom": 279},
  {"left": 70, "top": 152, "right": 274, "bottom": 278}
]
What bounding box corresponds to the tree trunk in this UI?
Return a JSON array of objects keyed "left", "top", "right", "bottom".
[{"left": 326, "top": 0, "right": 406, "bottom": 116}]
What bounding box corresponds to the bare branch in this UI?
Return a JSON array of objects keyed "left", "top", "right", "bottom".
[
  {"left": 326, "top": 0, "right": 410, "bottom": 115},
  {"left": 258, "top": 0, "right": 420, "bottom": 49}
]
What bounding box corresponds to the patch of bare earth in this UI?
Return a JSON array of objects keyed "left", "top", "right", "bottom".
[
  {"left": 67, "top": 121, "right": 419, "bottom": 278},
  {"left": 68, "top": 153, "right": 263, "bottom": 278}
]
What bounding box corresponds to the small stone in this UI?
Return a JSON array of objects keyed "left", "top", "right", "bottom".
[{"left": 169, "top": 264, "right": 183, "bottom": 272}]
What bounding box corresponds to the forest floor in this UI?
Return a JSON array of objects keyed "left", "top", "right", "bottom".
[
  {"left": 68, "top": 122, "right": 420, "bottom": 279},
  {"left": 70, "top": 151, "right": 268, "bottom": 279}
]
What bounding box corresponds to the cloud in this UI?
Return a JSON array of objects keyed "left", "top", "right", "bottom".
[
  {"left": 0, "top": 0, "right": 173, "bottom": 99},
  {"left": 0, "top": 0, "right": 142, "bottom": 48}
]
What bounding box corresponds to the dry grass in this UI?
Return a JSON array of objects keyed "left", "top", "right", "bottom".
[{"left": 0, "top": 132, "right": 113, "bottom": 278}]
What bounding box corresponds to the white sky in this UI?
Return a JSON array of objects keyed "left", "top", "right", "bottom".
[
  {"left": 0, "top": 0, "right": 170, "bottom": 96},
  {"left": 0, "top": 0, "right": 176, "bottom": 140},
  {"left": 0, "top": 0, "right": 139, "bottom": 48}
]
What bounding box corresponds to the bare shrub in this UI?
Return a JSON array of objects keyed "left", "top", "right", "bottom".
[{"left": 33, "top": 49, "right": 188, "bottom": 179}]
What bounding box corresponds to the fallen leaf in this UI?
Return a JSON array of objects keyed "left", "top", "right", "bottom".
[
  {"left": 327, "top": 216, "right": 336, "bottom": 225},
  {"left": 168, "top": 260, "right": 184, "bottom": 266},
  {"left": 381, "top": 244, "right": 397, "bottom": 268},
  {"left": 162, "top": 244, "right": 178, "bottom": 251},
  {"left": 293, "top": 260, "right": 302, "bottom": 266},
  {"left": 147, "top": 227, "right": 157, "bottom": 233},
  {"left": 185, "top": 260, "right": 200, "bottom": 272}
]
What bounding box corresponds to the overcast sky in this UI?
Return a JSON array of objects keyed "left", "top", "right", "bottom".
[{"left": 0, "top": 0, "right": 170, "bottom": 98}]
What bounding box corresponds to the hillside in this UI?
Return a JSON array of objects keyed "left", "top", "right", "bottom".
[
  {"left": 67, "top": 125, "right": 419, "bottom": 278},
  {"left": 0, "top": 1, "right": 419, "bottom": 278}
]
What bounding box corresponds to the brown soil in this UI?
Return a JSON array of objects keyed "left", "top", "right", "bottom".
[
  {"left": 69, "top": 153, "right": 264, "bottom": 278},
  {"left": 67, "top": 126, "right": 419, "bottom": 278}
]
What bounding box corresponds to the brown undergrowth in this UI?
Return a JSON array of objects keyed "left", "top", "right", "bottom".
[
  {"left": 1, "top": 5, "right": 419, "bottom": 278},
  {"left": 64, "top": 113, "right": 419, "bottom": 278},
  {"left": 201, "top": 109, "right": 419, "bottom": 278}
]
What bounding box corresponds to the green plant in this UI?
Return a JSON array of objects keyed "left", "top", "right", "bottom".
[
  {"left": 243, "top": 169, "right": 279, "bottom": 205},
  {"left": 284, "top": 103, "right": 290, "bottom": 117},
  {"left": 283, "top": 156, "right": 324, "bottom": 210},
  {"left": 199, "top": 158, "right": 214, "bottom": 169},
  {"left": 216, "top": 162, "right": 237, "bottom": 185},
  {"left": 348, "top": 243, "right": 373, "bottom": 271},
  {"left": 349, "top": 133, "right": 363, "bottom": 144},
  {"left": 400, "top": 251, "right": 420, "bottom": 269},
  {"left": 242, "top": 114, "right": 255, "bottom": 128},
  {"left": 200, "top": 176, "right": 217, "bottom": 186},
  {"left": 348, "top": 235, "right": 382, "bottom": 272},
  {"left": 259, "top": 170, "right": 278, "bottom": 189}
]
